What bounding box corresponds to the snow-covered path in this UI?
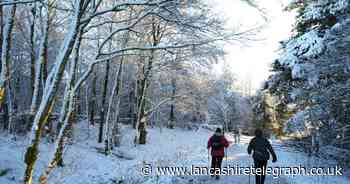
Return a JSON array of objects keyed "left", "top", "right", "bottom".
[
  {"left": 170, "top": 144, "right": 290, "bottom": 184},
  {"left": 143, "top": 128, "right": 348, "bottom": 184},
  {"left": 1, "top": 125, "right": 349, "bottom": 184},
  {"left": 162, "top": 133, "right": 291, "bottom": 184}
]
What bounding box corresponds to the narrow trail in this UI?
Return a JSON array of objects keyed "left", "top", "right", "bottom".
[
  {"left": 1, "top": 127, "right": 348, "bottom": 184},
  {"left": 169, "top": 132, "right": 347, "bottom": 184},
  {"left": 175, "top": 135, "right": 289, "bottom": 184}
]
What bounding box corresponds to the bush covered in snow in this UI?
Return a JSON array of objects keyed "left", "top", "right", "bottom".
[{"left": 265, "top": 0, "right": 350, "bottom": 150}]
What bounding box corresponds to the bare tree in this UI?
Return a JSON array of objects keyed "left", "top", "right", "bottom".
[{"left": 0, "top": 4, "right": 16, "bottom": 133}]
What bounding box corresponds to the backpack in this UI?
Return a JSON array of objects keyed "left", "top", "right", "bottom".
[
  {"left": 254, "top": 150, "right": 269, "bottom": 161},
  {"left": 252, "top": 138, "right": 270, "bottom": 161},
  {"left": 211, "top": 135, "right": 223, "bottom": 150}
]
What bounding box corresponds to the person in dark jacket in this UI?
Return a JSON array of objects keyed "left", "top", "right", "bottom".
[
  {"left": 247, "top": 129, "right": 277, "bottom": 184},
  {"left": 207, "top": 128, "right": 229, "bottom": 179}
]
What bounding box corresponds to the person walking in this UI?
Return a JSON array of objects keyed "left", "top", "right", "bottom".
[
  {"left": 207, "top": 128, "right": 229, "bottom": 180},
  {"left": 247, "top": 129, "right": 277, "bottom": 184},
  {"left": 234, "top": 128, "right": 241, "bottom": 144}
]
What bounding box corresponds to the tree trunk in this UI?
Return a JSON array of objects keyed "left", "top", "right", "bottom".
[
  {"left": 104, "top": 59, "right": 124, "bottom": 153},
  {"left": 168, "top": 78, "right": 176, "bottom": 129},
  {"left": 5, "top": 62, "right": 14, "bottom": 134},
  {"left": 98, "top": 24, "right": 112, "bottom": 143},
  {"left": 85, "top": 82, "right": 90, "bottom": 130},
  {"left": 0, "top": 4, "right": 16, "bottom": 128},
  {"left": 89, "top": 72, "right": 97, "bottom": 126},
  {"left": 0, "top": 5, "right": 3, "bottom": 75},
  {"left": 0, "top": 5, "right": 3, "bottom": 130},
  {"left": 104, "top": 29, "right": 129, "bottom": 152},
  {"left": 24, "top": 99, "right": 55, "bottom": 184},
  {"left": 135, "top": 18, "right": 161, "bottom": 144},
  {"left": 23, "top": 2, "right": 82, "bottom": 182},
  {"left": 39, "top": 29, "right": 82, "bottom": 184},
  {"left": 130, "top": 83, "right": 136, "bottom": 128},
  {"left": 29, "top": 4, "right": 36, "bottom": 98},
  {"left": 30, "top": 4, "right": 50, "bottom": 130},
  {"left": 98, "top": 59, "right": 110, "bottom": 143},
  {"left": 135, "top": 55, "right": 153, "bottom": 144}
]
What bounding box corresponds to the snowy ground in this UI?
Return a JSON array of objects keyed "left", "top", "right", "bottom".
[{"left": 0, "top": 122, "right": 349, "bottom": 184}]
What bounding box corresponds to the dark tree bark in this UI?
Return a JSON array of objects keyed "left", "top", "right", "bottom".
[
  {"left": 0, "top": 5, "right": 3, "bottom": 73},
  {"left": 129, "top": 81, "right": 137, "bottom": 128},
  {"left": 39, "top": 29, "right": 83, "bottom": 184},
  {"left": 89, "top": 71, "right": 97, "bottom": 126},
  {"left": 136, "top": 55, "right": 153, "bottom": 144},
  {"left": 98, "top": 61, "right": 110, "bottom": 143},
  {"left": 23, "top": 1, "right": 83, "bottom": 181},
  {"left": 0, "top": 4, "right": 17, "bottom": 133},
  {"left": 29, "top": 4, "right": 36, "bottom": 97},
  {"left": 104, "top": 59, "right": 124, "bottom": 153},
  {"left": 136, "top": 18, "right": 161, "bottom": 144},
  {"left": 98, "top": 24, "right": 112, "bottom": 143},
  {"left": 168, "top": 78, "right": 176, "bottom": 129}
]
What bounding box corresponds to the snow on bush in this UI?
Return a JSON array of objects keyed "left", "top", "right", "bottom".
[
  {"left": 284, "top": 110, "right": 307, "bottom": 134},
  {"left": 330, "top": 0, "right": 350, "bottom": 14},
  {"left": 291, "top": 63, "right": 319, "bottom": 86},
  {"left": 291, "top": 63, "right": 317, "bottom": 80},
  {"left": 284, "top": 107, "right": 323, "bottom": 133},
  {"left": 302, "top": 0, "right": 350, "bottom": 22},
  {"left": 303, "top": 3, "right": 324, "bottom": 21},
  {"left": 330, "top": 22, "right": 343, "bottom": 32},
  {"left": 285, "top": 102, "right": 331, "bottom": 135},
  {"left": 279, "top": 30, "right": 325, "bottom": 66}
]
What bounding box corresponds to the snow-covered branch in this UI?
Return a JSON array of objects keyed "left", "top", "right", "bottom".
[
  {"left": 0, "top": 0, "right": 40, "bottom": 6},
  {"left": 98, "top": 37, "right": 226, "bottom": 60},
  {"left": 80, "top": 0, "right": 174, "bottom": 24}
]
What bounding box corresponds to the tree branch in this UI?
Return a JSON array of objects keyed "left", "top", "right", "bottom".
[{"left": 0, "top": 0, "right": 41, "bottom": 6}]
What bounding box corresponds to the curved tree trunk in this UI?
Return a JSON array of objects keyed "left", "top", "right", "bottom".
[
  {"left": 39, "top": 29, "right": 82, "bottom": 184},
  {"left": 104, "top": 59, "right": 124, "bottom": 153},
  {"left": 23, "top": 1, "right": 83, "bottom": 183},
  {"left": 135, "top": 18, "right": 161, "bottom": 144},
  {"left": 0, "top": 4, "right": 16, "bottom": 132},
  {"left": 135, "top": 54, "right": 153, "bottom": 144},
  {"left": 30, "top": 4, "right": 50, "bottom": 130}
]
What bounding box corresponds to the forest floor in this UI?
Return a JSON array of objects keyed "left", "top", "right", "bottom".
[{"left": 0, "top": 121, "right": 349, "bottom": 184}]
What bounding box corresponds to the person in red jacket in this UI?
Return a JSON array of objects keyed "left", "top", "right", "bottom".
[{"left": 207, "top": 128, "right": 229, "bottom": 179}]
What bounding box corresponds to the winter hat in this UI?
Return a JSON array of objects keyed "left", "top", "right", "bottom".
[
  {"left": 215, "top": 128, "right": 222, "bottom": 133},
  {"left": 255, "top": 129, "right": 263, "bottom": 137}
]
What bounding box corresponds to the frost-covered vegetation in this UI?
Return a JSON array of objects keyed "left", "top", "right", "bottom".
[
  {"left": 1, "top": 0, "right": 350, "bottom": 183},
  {"left": 0, "top": 0, "right": 259, "bottom": 183},
  {"left": 260, "top": 0, "right": 350, "bottom": 157}
]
